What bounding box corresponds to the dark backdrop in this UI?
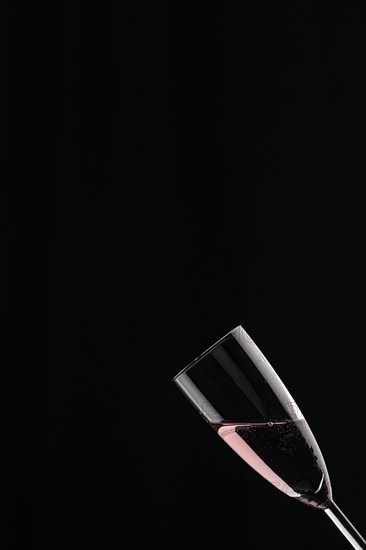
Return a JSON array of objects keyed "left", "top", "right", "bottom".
[{"left": 1, "top": 2, "right": 365, "bottom": 549}]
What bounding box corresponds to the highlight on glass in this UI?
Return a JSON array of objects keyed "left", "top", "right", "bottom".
[{"left": 173, "top": 326, "right": 365, "bottom": 550}]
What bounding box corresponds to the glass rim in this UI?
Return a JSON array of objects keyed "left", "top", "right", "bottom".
[{"left": 172, "top": 325, "right": 242, "bottom": 382}]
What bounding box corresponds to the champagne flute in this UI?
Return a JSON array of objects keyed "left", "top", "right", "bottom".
[{"left": 173, "top": 326, "right": 365, "bottom": 549}]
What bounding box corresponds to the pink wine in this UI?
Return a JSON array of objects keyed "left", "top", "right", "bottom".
[{"left": 212, "top": 419, "right": 332, "bottom": 509}]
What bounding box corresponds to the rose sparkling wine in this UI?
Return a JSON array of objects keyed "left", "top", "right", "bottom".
[
  {"left": 173, "top": 326, "right": 365, "bottom": 549},
  {"left": 212, "top": 419, "right": 331, "bottom": 508}
]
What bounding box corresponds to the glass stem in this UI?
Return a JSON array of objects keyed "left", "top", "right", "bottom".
[{"left": 325, "top": 502, "right": 366, "bottom": 549}]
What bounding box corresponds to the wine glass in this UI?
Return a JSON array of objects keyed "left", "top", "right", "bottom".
[{"left": 173, "top": 326, "right": 365, "bottom": 549}]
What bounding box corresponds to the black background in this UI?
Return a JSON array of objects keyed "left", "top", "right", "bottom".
[{"left": 1, "top": 2, "right": 365, "bottom": 549}]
